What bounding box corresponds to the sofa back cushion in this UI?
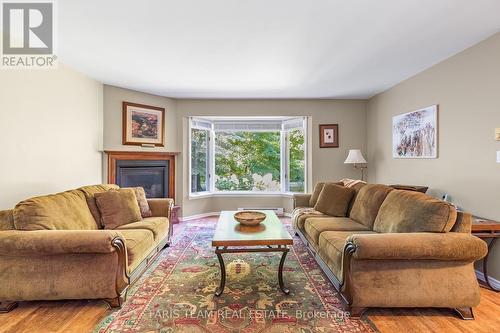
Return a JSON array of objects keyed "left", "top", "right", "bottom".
[
  {"left": 309, "top": 181, "right": 343, "bottom": 207},
  {"left": 0, "top": 210, "right": 15, "bottom": 230},
  {"left": 373, "top": 190, "right": 457, "bottom": 233},
  {"left": 78, "top": 184, "right": 120, "bottom": 228},
  {"left": 314, "top": 184, "right": 356, "bottom": 217},
  {"left": 95, "top": 188, "right": 142, "bottom": 229},
  {"left": 13, "top": 190, "right": 98, "bottom": 230},
  {"left": 309, "top": 182, "right": 325, "bottom": 207},
  {"left": 349, "top": 184, "right": 393, "bottom": 228},
  {"left": 126, "top": 187, "right": 152, "bottom": 218},
  {"left": 346, "top": 182, "right": 367, "bottom": 216}
]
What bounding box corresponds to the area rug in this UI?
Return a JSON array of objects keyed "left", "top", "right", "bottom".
[{"left": 94, "top": 218, "right": 377, "bottom": 333}]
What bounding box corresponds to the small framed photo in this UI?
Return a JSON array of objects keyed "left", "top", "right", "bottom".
[
  {"left": 319, "top": 124, "right": 339, "bottom": 148},
  {"left": 495, "top": 128, "right": 500, "bottom": 141},
  {"left": 122, "top": 102, "right": 165, "bottom": 146}
]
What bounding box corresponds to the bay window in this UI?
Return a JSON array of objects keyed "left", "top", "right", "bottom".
[{"left": 189, "top": 117, "right": 308, "bottom": 195}]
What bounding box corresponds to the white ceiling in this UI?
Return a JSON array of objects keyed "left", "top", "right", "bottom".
[{"left": 59, "top": 0, "right": 500, "bottom": 99}]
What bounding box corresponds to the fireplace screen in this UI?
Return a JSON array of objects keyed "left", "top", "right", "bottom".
[{"left": 116, "top": 160, "right": 169, "bottom": 198}]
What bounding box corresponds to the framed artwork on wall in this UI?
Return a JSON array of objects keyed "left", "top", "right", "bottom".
[
  {"left": 122, "top": 101, "right": 165, "bottom": 147},
  {"left": 319, "top": 124, "right": 339, "bottom": 148},
  {"left": 392, "top": 105, "right": 438, "bottom": 159},
  {"left": 495, "top": 128, "right": 500, "bottom": 141}
]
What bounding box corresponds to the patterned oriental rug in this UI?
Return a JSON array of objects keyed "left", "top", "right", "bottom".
[{"left": 94, "top": 218, "right": 377, "bottom": 333}]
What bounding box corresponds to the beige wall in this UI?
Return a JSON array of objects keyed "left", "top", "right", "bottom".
[
  {"left": 367, "top": 32, "right": 500, "bottom": 280},
  {"left": 103, "top": 85, "right": 178, "bottom": 153},
  {"left": 102, "top": 85, "right": 179, "bottom": 199},
  {"left": 176, "top": 99, "right": 367, "bottom": 216},
  {"left": 0, "top": 65, "right": 103, "bottom": 209}
]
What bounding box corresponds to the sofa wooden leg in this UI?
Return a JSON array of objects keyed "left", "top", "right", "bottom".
[
  {"left": 0, "top": 302, "right": 18, "bottom": 313},
  {"left": 104, "top": 293, "right": 126, "bottom": 309},
  {"left": 348, "top": 307, "right": 368, "bottom": 318},
  {"left": 453, "top": 307, "right": 474, "bottom": 320}
]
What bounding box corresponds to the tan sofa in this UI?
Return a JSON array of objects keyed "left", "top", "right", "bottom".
[
  {"left": 0, "top": 185, "right": 173, "bottom": 313},
  {"left": 293, "top": 183, "right": 487, "bottom": 319}
]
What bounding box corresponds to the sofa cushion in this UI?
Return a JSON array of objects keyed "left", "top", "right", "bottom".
[
  {"left": 95, "top": 189, "right": 142, "bottom": 230},
  {"left": 346, "top": 182, "right": 367, "bottom": 216},
  {"left": 13, "top": 190, "right": 98, "bottom": 231},
  {"left": 117, "top": 229, "right": 155, "bottom": 272},
  {"left": 78, "top": 184, "right": 120, "bottom": 228},
  {"left": 291, "top": 208, "right": 326, "bottom": 231},
  {"left": 318, "top": 230, "right": 376, "bottom": 282},
  {"left": 127, "top": 187, "right": 152, "bottom": 218},
  {"left": 78, "top": 184, "right": 120, "bottom": 197},
  {"left": 314, "top": 184, "right": 355, "bottom": 217},
  {"left": 373, "top": 190, "right": 458, "bottom": 233},
  {"left": 0, "top": 210, "right": 15, "bottom": 230},
  {"left": 116, "top": 217, "right": 169, "bottom": 241},
  {"left": 309, "top": 182, "right": 325, "bottom": 207},
  {"left": 349, "top": 184, "right": 393, "bottom": 229},
  {"left": 304, "top": 217, "right": 370, "bottom": 247}
]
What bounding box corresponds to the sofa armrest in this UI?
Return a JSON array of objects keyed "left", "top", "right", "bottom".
[
  {"left": 148, "top": 198, "right": 174, "bottom": 219},
  {"left": 346, "top": 233, "right": 487, "bottom": 262},
  {"left": 0, "top": 230, "right": 124, "bottom": 256},
  {"left": 293, "top": 194, "right": 311, "bottom": 209}
]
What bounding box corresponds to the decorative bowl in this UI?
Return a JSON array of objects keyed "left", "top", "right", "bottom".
[{"left": 234, "top": 211, "right": 266, "bottom": 226}]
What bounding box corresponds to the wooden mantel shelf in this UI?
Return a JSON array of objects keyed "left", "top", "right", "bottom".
[
  {"left": 104, "top": 151, "right": 180, "bottom": 157},
  {"left": 105, "top": 150, "right": 179, "bottom": 199}
]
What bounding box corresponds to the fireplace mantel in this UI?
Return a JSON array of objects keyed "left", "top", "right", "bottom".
[{"left": 105, "top": 151, "right": 179, "bottom": 199}]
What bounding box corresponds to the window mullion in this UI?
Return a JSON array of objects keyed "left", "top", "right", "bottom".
[
  {"left": 209, "top": 129, "right": 216, "bottom": 192},
  {"left": 280, "top": 127, "right": 287, "bottom": 193}
]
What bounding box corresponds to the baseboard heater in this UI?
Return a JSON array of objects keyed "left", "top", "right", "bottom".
[{"left": 237, "top": 207, "right": 284, "bottom": 216}]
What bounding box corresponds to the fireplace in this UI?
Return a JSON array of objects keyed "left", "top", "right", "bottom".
[
  {"left": 116, "top": 160, "right": 169, "bottom": 198},
  {"left": 106, "top": 151, "right": 177, "bottom": 199}
]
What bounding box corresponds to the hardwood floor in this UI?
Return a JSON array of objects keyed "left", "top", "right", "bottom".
[
  {"left": 368, "top": 287, "right": 500, "bottom": 333},
  {"left": 1, "top": 288, "right": 498, "bottom": 332}
]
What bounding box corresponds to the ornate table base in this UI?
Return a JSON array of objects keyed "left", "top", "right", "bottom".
[
  {"left": 214, "top": 245, "right": 290, "bottom": 296},
  {"left": 472, "top": 216, "right": 500, "bottom": 292},
  {"left": 480, "top": 237, "right": 499, "bottom": 292}
]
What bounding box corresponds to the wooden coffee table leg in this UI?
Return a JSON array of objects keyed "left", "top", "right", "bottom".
[
  {"left": 278, "top": 248, "right": 290, "bottom": 295},
  {"left": 215, "top": 250, "right": 226, "bottom": 297}
]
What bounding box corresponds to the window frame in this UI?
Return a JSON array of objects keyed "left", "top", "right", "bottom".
[{"left": 189, "top": 116, "right": 309, "bottom": 197}]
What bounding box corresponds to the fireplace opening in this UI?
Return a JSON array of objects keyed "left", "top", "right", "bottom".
[{"left": 115, "top": 160, "right": 169, "bottom": 198}]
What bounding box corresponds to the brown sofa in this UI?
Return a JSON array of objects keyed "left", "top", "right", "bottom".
[
  {"left": 293, "top": 183, "right": 487, "bottom": 319},
  {"left": 0, "top": 184, "right": 173, "bottom": 313}
]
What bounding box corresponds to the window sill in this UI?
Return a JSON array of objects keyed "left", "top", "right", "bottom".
[{"left": 188, "top": 191, "right": 298, "bottom": 200}]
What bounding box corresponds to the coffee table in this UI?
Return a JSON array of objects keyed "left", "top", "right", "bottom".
[{"left": 212, "top": 210, "right": 293, "bottom": 296}]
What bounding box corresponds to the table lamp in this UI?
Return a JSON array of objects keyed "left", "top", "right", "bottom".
[{"left": 344, "top": 149, "right": 367, "bottom": 181}]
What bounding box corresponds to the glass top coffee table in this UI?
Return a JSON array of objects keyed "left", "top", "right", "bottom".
[{"left": 212, "top": 210, "right": 293, "bottom": 296}]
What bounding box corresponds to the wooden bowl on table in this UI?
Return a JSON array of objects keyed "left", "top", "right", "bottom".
[{"left": 234, "top": 211, "right": 266, "bottom": 226}]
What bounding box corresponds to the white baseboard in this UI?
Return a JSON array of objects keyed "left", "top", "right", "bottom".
[
  {"left": 475, "top": 269, "right": 500, "bottom": 290},
  {"left": 179, "top": 212, "right": 220, "bottom": 222}
]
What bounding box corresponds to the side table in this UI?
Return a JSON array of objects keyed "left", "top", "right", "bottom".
[
  {"left": 472, "top": 217, "right": 500, "bottom": 292},
  {"left": 170, "top": 205, "right": 181, "bottom": 224}
]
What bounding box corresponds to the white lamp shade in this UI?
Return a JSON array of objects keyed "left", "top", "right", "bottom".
[{"left": 344, "top": 149, "right": 367, "bottom": 164}]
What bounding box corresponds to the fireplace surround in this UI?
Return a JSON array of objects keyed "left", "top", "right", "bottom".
[{"left": 105, "top": 151, "right": 178, "bottom": 199}]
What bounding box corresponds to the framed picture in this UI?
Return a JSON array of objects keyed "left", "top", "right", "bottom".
[
  {"left": 319, "top": 124, "right": 339, "bottom": 148},
  {"left": 122, "top": 102, "right": 165, "bottom": 147},
  {"left": 392, "top": 105, "right": 438, "bottom": 158},
  {"left": 495, "top": 128, "right": 500, "bottom": 141}
]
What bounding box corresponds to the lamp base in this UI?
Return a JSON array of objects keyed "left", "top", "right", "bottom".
[{"left": 353, "top": 164, "right": 367, "bottom": 181}]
